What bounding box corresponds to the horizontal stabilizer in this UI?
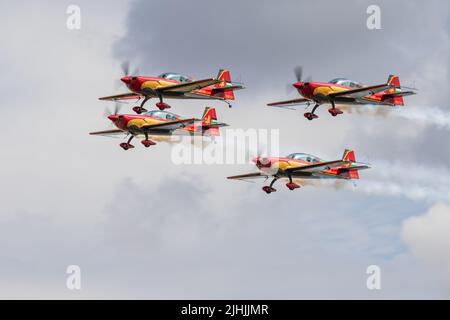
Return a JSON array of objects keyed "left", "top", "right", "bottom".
[{"left": 212, "top": 85, "right": 245, "bottom": 93}]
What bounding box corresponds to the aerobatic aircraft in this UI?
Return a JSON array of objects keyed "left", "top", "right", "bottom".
[
  {"left": 90, "top": 107, "right": 227, "bottom": 150},
  {"left": 267, "top": 67, "right": 416, "bottom": 120},
  {"left": 100, "top": 65, "right": 244, "bottom": 114},
  {"left": 227, "top": 149, "right": 370, "bottom": 194}
]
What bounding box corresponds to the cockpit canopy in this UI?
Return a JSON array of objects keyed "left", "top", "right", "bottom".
[
  {"left": 286, "top": 153, "right": 322, "bottom": 164},
  {"left": 158, "top": 72, "right": 192, "bottom": 83},
  {"left": 145, "top": 110, "right": 179, "bottom": 121},
  {"left": 329, "top": 78, "right": 363, "bottom": 88}
]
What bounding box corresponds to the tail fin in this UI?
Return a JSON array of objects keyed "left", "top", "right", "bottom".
[
  {"left": 342, "top": 149, "right": 356, "bottom": 162},
  {"left": 385, "top": 74, "right": 404, "bottom": 106},
  {"left": 217, "top": 69, "right": 231, "bottom": 83},
  {"left": 213, "top": 69, "right": 235, "bottom": 100},
  {"left": 201, "top": 107, "right": 220, "bottom": 136},
  {"left": 341, "top": 149, "right": 359, "bottom": 179},
  {"left": 387, "top": 74, "right": 401, "bottom": 87},
  {"left": 202, "top": 107, "right": 217, "bottom": 126}
]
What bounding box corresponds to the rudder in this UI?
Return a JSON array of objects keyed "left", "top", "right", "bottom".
[
  {"left": 214, "top": 69, "right": 235, "bottom": 100},
  {"left": 342, "top": 149, "right": 356, "bottom": 162},
  {"left": 202, "top": 107, "right": 220, "bottom": 136},
  {"left": 341, "top": 149, "right": 359, "bottom": 179},
  {"left": 386, "top": 74, "right": 404, "bottom": 106}
]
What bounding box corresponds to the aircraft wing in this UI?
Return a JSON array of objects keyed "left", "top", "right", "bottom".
[
  {"left": 99, "top": 92, "right": 144, "bottom": 101},
  {"left": 286, "top": 160, "right": 348, "bottom": 173},
  {"left": 140, "top": 118, "right": 200, "bottom": 132},
  {"left": 158, "top": 78, "right": 221, "bottom": 93},
  {"left": 227, "top": 172, "right": 269, "bottom": 181},
  {"left": 267, "top": 98, "right": 311, "bottom": 108},
  {"left": 89, "top": 129, "right": 126, "bottom": 137},
  {"left": 329, "top": 84, "right": 392, "bottom": 99}
]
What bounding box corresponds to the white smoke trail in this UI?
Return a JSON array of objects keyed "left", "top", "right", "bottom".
[
  {"left": 341, "top": 104, "right": 450, "bottom": 130},
  {"left": 357, "top": 160, "right": 450, "bottom": 202},
  {"left": 296, "top": 160, "right": 450, "bottom": 203},
  {"left": 392, "top": 106, "right": 450, "bottom": 129}
]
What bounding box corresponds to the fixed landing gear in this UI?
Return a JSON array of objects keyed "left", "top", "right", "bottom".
[
  {"left": 141, "top": 139, "right": 156, "bottom": 147},
  {"left": 120, "top": 142, "right": 134, "bottom": 150},
  {"left": 133, "top": 106, "right": 148, "bottom": 114},
  {"left": 304, "top": 103, "right": 320, "bottom": 120},
  {"left": 286, "top": 182, "right": 300, "bottom": 190},
  {"left": 120, "top": 135, "right": 135, "bottom": 150},
  {"left": 262, "top": 176, "right": 301, "bottom": 193},
  {"left": 262, "top": 178, "right": 278, "bottom": 194},
  {"left": 328, "top": 107, "right": 343, "bottom": 116},
  {"left": 156, "top": 95, "right": 171, "bottom": 110},
  {"left": 286, "top": 175, "right": 300, "bottom": 190},
  {"left": 156, "top": 102, "right": 171, "bottom": 110},
  {"left": 303, "top": 101, "right": 344, "bottom": 119},
  {"left": 141, "top": 133, "right": 156, "bottom": 148},
  {"left": 133, "top": 97, "right": 149, "bottom": 114},
  {"left": 262, "top": 186, "right": 277, "bottom": 194},
  {"left": 120, "top": 133, "right": 156, "bottom": 150},
  {"left": 327, "top": 100, "right": 343, "bottom": 117},
  {"left": 304, "top": 112, "right": 319, "bottom": 120}
]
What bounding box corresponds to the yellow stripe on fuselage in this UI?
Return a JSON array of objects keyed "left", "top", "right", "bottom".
[
  {"left": 141, "top": 79, "right": 176, "bottom": 91},
  {"left": 127, "top": 117, "right": 164, "bottom": 129},
  {"left": 313, "top": 85, "right": 347, "bottom": 96}
]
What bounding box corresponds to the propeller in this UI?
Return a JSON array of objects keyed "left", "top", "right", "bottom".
[
  {"left": 287, "top": 66, "right": 312, "bottom": 94},
  {"left": 121, "top": 61, "right": 130, "bottom": 76},
  {"left": 245, "top": 139, "right": 270, "bottom": 164},
  {"left": 104, "top": 102, "right": 121, "bottom": 118},
  {"left": 115, "top": 61, "right": 140, "bottom": 89},
  {"left": 121, "top": 61, "right": 140, "bottom": 76},
  {"left": 294, "top": 66, "right": 303, "bottom": 82}
]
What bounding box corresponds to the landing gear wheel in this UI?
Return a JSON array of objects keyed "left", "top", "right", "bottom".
[
  {"left": 156, "top": 102, "right": 171, "bottom": 110},
  {"left": 304, "top": 112, "right": 318, "bottom": 121},
  {"left": 286, "top": 182, "right": 300, "bottom": 190},
  {"left": 132, "top": 106, "right": 148, "bottom": 114},
  {"left": 262, "top": 186, "right": 277, "bottom": 194},
  {"left": 328, "top": 108, "right": 343, "bottom": 117},
  {"left": 141, "top": 139, "right": 156, "bottom": 148},
  {"left": 120, "top": 143, "right": 134, "bottom": 150}
]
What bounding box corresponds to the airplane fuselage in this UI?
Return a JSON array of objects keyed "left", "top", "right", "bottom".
[
  {"left": 122, "top": 76, "right": 220, "bottom": 99},
  {"left": 294, "top": 81, "right": 400, "bottom": 106},
  {"left": 255, "top": 156, "right": 353, "bottom": 180}
]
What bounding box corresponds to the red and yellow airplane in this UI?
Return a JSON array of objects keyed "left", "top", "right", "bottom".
[
  {"left": 227, "top": 149, "right": 370, "bottom": 194},
  {"left": 268, "top": 67, "right": 416, "bottom": 120},
  {"left": 90, "top": 107, "right": 227, "bottom": 150},
  {"left": 100, "top": 67, "right": 244, "bottom": 114}
]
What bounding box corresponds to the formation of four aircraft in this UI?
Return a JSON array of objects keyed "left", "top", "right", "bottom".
[{"left": 90, "top": 66, "right": 416, "bottom": 194}]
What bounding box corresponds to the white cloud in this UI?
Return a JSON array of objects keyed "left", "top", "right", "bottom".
[{"left": 402, "top": 203, "right": 450, "bottom": 287}]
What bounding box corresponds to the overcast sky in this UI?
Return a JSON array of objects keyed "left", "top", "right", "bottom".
[{"left": 1, "top": 0, "right": 450, "bottom": 298}]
